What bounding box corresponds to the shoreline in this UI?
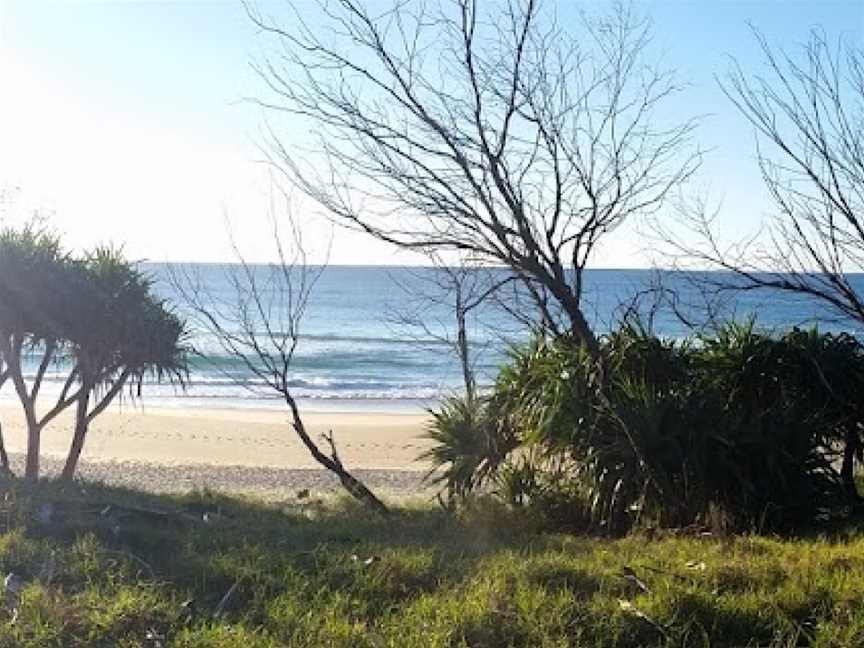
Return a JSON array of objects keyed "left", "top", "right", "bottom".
[
  {"left": 133, "top": 396, "right": 440, "bottom": 415},
  {"left": 0, "top": 392, "right": 440, "bottom": 416}
]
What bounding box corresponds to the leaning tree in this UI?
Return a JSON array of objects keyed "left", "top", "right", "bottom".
[
  {"left": 170, "top": 201, "right": 389, "bottom": 514},
  {"left": 247, "top": 0, "right": 699, "bottom": 358}
]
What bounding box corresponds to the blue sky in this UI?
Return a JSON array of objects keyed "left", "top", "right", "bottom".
[{"left": 0, "top": 0, "right": 861, "bottom": 265}]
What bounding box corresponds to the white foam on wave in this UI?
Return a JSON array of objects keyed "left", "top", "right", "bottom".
[{"left": 3, "top": 371, "right": 466, "bottom": 408}]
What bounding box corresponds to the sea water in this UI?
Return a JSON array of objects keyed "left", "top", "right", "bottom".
[{"left": 5, "top": 265, "right": 863, "bottom": 413}]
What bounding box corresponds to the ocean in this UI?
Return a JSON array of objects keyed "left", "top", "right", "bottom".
[{"left": 6, "top": 266, "right": 864, "bottom": 413}]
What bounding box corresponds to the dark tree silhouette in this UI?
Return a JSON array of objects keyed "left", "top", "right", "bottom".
[
  {"left": 0, "top": 225, "right": 85, "bottom": 480},
  {"left": 60, "top": 248, "right": 188, "bottom": 480},
  {"left": 247, "top": 0, "right": 699, "bottom": 359}
]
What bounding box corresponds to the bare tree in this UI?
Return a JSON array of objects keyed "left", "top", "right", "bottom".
[
  {"left": 387, "top": 254, "right": 512, "bottom": 404},
  {"left": 658, "top": 28, "right": 864, "bottom": 500},
  {"left": 663, "top": 29, "right": 864, "bottom": 325},
  {"left": 170, "top": 202, "right": 388, "bottom": 515},
  {"left": 247, "top": 0, "right": 699, "bottom": 360}
]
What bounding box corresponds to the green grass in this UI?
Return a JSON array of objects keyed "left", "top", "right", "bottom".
[{"left": 0, "top": 481, "right": 862, "bottom": 646}]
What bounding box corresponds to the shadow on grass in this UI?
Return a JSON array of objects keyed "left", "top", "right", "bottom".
[
  {"left": 1, "top": 477, "right": 863, "bottom": 647},
  {"left": 0, "top": 477, "right": 545, "bottom": 633}
]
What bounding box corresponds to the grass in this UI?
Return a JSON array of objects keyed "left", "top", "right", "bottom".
[{"left": 0, "top": 480, "right": 862, "bottom": 646}]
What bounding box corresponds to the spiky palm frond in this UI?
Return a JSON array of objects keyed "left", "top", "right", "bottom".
[
  {"left": 420, "top": 395, "right": 519, "bottom": 499},
  {"left": 64, "top": 247, "right": 189, "bottom": 390}
]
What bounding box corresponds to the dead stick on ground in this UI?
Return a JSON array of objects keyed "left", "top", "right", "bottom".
[
  {"left": 97, "top": 503, "right": 203, "bottom": 525},
  {"left": 322, "top": 429, "right": 389, "bottom": 516},
  {"left": 101, "top": 549, "right": 156, "bottom": 581},
  {"left": 213, "top": 579, "right": 241, "bottom": 619}
]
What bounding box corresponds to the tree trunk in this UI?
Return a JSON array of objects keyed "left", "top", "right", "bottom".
[
  {"left": 455, "top": 308, "right": 475, "bottom": 404},
  {"left": 565, "top": 302, "right": 601, "bottom": 360},
  {"left": 0, "top": 422, "right": 11, "bottom": 477},
  {"left": 841, "top": 427, "right": 861, "bottom": 502},
  {"left": 61, "top": 388, "right": 91, "bottom": 481},
  {"left": 23, "top": 408, "right": 40, "bottom": 482},
  {"left": 535, "top": 272, "right": 602, "bottom": 360},
  {"left": 2, "top": 338, "right": 40, "bottom": 481},
  {"left": 284, "top": 394, "right": 388, "bottom": 515}
]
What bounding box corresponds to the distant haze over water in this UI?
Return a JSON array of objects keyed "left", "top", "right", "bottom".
[{"left": 5, "top": 266, "right": 863, "bottom": 414}]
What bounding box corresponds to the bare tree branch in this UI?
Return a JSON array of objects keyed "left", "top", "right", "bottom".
[
  {"left": 169, "top": 187, "right": 387, "bottom": 514},
  {"left": 386, "top": 252, "right": 515, "bottom": 403},
  {"left": 653, "top": 28, "right": 864, "bottom": 499},
  {"left": 246, "top": 0, "right": 699, "bottom": 360},
  {"left": 658, "top": 29, "right": 864, "bottom": 328}
]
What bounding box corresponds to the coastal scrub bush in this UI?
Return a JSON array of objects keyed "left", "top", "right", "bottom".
[
  {"left": 420, "top": 395, "right": 518, "bottom": 501},
  {"left": 426, "top": 321, "right": 864, "bottom": 533},
  {"left": 0, "top": 224, "right": 188, "bottom": 481}
]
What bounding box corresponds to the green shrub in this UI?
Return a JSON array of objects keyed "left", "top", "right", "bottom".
[
  {"left": 420, "top": 395, "right": 518, "bottom": 500},
  {"left": 426, "top": 321, "right": 864, "bottom": 533}
]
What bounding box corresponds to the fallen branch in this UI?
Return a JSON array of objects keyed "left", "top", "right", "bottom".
[
  {"left": 97, "top": 503, "right": 200, "bottom": 524},
  {"left": 100, "top": 548, "right": 157, "bottom": 581},
  {"left": 213, "top": 579, "right": 241, "bottom": 619}
]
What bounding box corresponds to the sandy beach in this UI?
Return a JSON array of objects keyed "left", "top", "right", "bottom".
[{"left": 0, "top": 404, "right": 435, "bottom": 497}]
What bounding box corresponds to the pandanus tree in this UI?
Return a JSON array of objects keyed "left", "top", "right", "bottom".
[
  {"left": 59, "top": 248, "right": 187, "bottom": 480},
  {"left": 0, "top": 225, "right": 188, "bottom": 481},
  {"left": 0, "top": 225, "right": 81, "bottom": 479}
]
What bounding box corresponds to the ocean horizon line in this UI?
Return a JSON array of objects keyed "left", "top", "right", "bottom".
[{"left": 138, "top": 262, "right": 864, "bottom": 276}]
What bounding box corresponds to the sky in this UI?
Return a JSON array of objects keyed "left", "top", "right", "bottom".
[{"left": 0, "top": 0, "right": 861, "bottom": 266}]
